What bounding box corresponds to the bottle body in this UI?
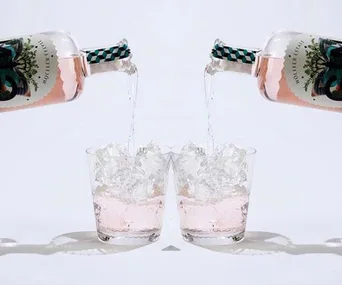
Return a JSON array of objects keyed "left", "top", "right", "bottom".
[
  {"left": 210, "top": 31, "right": 342, "bottom": 112},
  {"left": 0, "top": 31, "right": 87, "bottom": 112},
  {"left": 0, "top": 31, "right": 133, "bottom": 112}
]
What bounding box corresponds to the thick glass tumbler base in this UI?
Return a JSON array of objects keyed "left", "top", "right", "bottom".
[
  {"left": 97, "top": 230, "right": 160, "bottom": 246},
  {"left": 182, "top": 230, "right": 245, "bottom": 246}
]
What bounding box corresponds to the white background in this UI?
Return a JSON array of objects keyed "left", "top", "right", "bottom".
[{"left": 1, "top": 0, "right": 342, "bottom": 284}]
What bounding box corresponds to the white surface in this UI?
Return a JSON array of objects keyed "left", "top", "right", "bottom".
[{"left": 1, "top": 0, "right": 342, "bottom": 284}]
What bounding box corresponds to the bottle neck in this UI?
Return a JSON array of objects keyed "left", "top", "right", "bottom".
[
  {"left": 207, "top": 40, "right": 260, "bottom": 76},
  {"left": 82, "top": 39, "right": 136, "bottom": 76}
]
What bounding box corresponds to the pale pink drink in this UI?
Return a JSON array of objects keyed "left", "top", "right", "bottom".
[
  {"left": 178, "top": 192, "right": 249, "bottom": 245},
  {"left": 93, "top": 190, "right": 165, "bottom": 244}
]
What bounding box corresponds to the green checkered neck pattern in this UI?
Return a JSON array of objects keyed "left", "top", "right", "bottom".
[
  {"left": 211, "top": 41, "right": 258, "bottom": 65},
  {"left": 85, "top": 40, "right": 131, "bottom": 64}
]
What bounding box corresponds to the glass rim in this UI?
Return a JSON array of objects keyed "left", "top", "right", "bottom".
[
  {"left": 245, "top": 147, "right": 257, "bottom": 156},
  {"left": 170, "top": 146, "right": 256, "bottom": 157},
  {"left": 85, "top": 146, "right": 172, "bottom": 159}
]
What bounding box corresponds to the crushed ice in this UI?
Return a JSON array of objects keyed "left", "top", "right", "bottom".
[
  {"left": 92, "top": 141, "right": 169, "bottom": 203},
  {"left": 174, "top": 142, "right": 251, "bottom": 202}
]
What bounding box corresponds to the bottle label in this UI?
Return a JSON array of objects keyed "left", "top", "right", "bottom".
[
  {"left": 0, "top": 34, "right": 58, "bottom": 108},
  {"left": 284, "top": 34, "right": 342, "bottom": 108}
]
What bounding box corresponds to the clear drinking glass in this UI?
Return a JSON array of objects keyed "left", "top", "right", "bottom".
[
  {"left": 86, "top": 144, "right": 171, "bottom": 245},
  {"left": 171, "top": 142, "right": 256, "bottom": 245}
]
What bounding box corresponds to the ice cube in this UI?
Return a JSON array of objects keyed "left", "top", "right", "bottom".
[
  {"left": 211, "top": 143, "right": 249, "bottom": 186},
  {"left": 195, "top": 143, "right": 250, "bottom": 200},
  {"left": 94, "top": 163, "right": 144, "bottom": 198},
  {"left": 180, "top": 142, "right": 206, "bottom": 157},
  {"left": 177, "top": 181, "right": 196, "bottom": 197},
  {"left": 131, "top": 183, "right": 148, "bottom": 202},
  {"left": 136, "top": 141, "right": 166, "bottom": 177},
  {"left": 213, "top": 143, "right": 247, "bottom": 166},
  {"left": 194, "top": 183, "right": 212, "bottom": 202},
  {"left": 117, "top": 168, "right": 144, "bottom": 191},
  {"left": 135, "top": 141, "right": 167, "bottom": 197},
  {"left": 92, "top": 142, "right": 171, "bottom": 203},
  {"left": 92, "top": 143, "right": 139, "bottom": 188},
  {"left": 95, "top": 143, "right": 130, "bottom": 165},
  {"left": 174, "top": 142, "right": 251, "bottom": 201},
  {"left": 197, "top": 168, "right": 233, "bottom": 201},
  {"left": 173, "top": 142, "right": 208, "bottom": 198},
  {"left": 178, "top": 142, "right": 207, "bottom": 179},
  {"left": 93, "top": 159, "right": 144, "bottom": 203},
  {"left": 213, "top": 161, "right": 248, "bottom": 189},
  {"left": 136, "top": 141, "right": 161, "bottom": 156},
  {"left": 194, "top": 175, "right": 224, "bottom": 203}
]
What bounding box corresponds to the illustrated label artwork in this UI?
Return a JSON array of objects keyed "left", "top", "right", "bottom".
[
  {"left": 0, "top": 34, "right": 58, "bottom": 108},
  {"left": 284, "top": 34, "right": 342, "bottom": 108}
]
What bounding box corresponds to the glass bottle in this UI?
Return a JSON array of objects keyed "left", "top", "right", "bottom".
[
  {"left": 206, "top": 31, "right": 342, "bottom": 112},
  {"left": 0, "top": 31, "right": 136, "bottom": 112}
]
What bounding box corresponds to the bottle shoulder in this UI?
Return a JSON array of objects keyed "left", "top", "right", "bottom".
[
  {"left": 261, "top": 30, "right": 302, "bottom": 58},
  {"left": 40, "top": 31, "right": 81, "bottom": 57}
]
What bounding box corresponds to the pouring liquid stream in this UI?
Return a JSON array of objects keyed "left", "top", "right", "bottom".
[
  {"left": 127, "top": 65, "right": 139, "bottom": 155},
  {"left": 204, "top": 64, "right": 216, "bottom": 156}
]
